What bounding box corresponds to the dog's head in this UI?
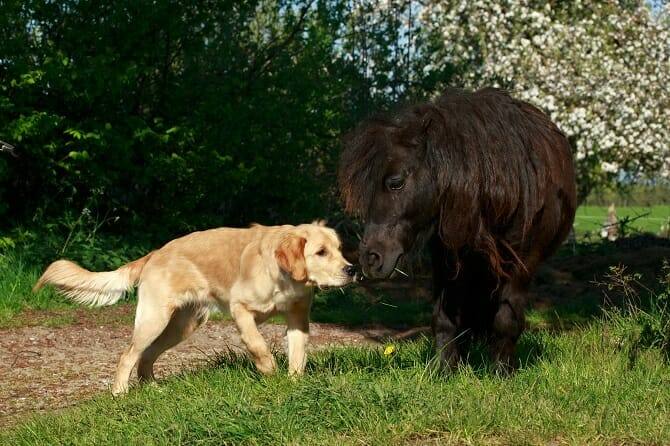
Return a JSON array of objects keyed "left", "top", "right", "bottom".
[{"left": 275, "top": 222, "right": 356, "bottom": 288}]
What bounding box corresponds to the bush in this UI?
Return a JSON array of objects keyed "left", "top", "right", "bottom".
[
  {"left": 599, "top": 262, "right": 670, "bottom": 364},
  {"left": 0, "top": 0, "right": 371, "bottom": 233}
]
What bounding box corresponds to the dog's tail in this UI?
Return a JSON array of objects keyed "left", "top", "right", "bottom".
[{"left": 33, "top": 252, "right": 155, "bottom": 307}]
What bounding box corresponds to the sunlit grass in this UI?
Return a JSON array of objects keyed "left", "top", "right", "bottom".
[
  {"left": 3, "top": 323, "right": 669, "bottom": 445},
  {"left": 575, "top": 205, "right": 670, "bottom": 235}
]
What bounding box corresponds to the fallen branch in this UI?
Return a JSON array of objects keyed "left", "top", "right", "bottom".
[{"left": 0, "top": 140, "right": 18, "bottom": 157}]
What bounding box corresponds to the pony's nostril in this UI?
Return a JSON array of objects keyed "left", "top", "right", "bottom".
[{"left": 366, "top": 251, "right": 381, "bottom": 269}]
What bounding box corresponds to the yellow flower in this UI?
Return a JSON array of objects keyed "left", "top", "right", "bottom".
[{"left": 383, "top": 344, "right": 396, "bottom": 356}]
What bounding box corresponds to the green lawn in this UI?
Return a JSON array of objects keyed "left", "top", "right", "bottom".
[
  {"left": 3, "top": 321, "right": 670, "bottom": 445},
  {"left": 2, "top": 222, "right": 670, "bottom": 444},
  {"left": 575, "top": 205, "right": 670, "bottom": 236}
]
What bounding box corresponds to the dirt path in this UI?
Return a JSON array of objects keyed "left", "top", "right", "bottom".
[{"left": 0, "top": 311, "right": 422, "bottom": 427}]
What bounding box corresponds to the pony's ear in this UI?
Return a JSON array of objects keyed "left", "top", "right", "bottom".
[
  {"left": 421, "top": 106, "right": 444, "bottom": 140},
  {"left": 275, "top": 235, "right": 308, "bottom": 282},
  {"left": 419, "top": 106, "right": 448, "bottom": 168}
]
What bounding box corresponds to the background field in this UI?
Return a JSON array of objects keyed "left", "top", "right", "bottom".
[{"left": 574, "top": 205, "right": 670, "bottom": 236}]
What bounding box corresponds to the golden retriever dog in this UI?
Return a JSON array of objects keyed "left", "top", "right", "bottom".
[{"left": 34, "top": 222, "right": 356, "bottom": 395}]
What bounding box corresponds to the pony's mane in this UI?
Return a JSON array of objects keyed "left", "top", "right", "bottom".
[{"left": 338, "top": 88, "right": 574, "bottom": 279}]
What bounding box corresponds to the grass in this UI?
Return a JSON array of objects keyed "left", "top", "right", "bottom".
[
  {"left": 3, "top": 322, "right": 670, "bottom": 445},
  {"left": 525, "top": 299, "right": 600, "bottom": 330},
  {"left": 0, "top": 224, "right": 150, "bottom": 327},
  {"left": 0, "top": 251, "right": 142, "bottom": 328},
  {"left": 575, "top": 205, "right": 670, "bottom": 235},
  {"left": 2, "top": 215, "right": 670, "bottom": 444},
  {"left": 311, "top": 289, "right": 431, "bottom": 327},
  {"left": 0, "top": 252, "right": 72, "bottom": 327}
]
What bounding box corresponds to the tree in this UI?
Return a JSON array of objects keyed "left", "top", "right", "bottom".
[
  {"left": 0, "top": 0, "right": 361, "bottom": 232},
  {"left": 421, "top": 0, "right": 670, "bottom": 201}
]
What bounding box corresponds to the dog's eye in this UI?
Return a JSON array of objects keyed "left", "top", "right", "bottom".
[
  {"left": 316, "top": 248, "right": 327, "bottom": 256},
  {"left": 385, "top": 175, "right": 405, "bottom": 191}
]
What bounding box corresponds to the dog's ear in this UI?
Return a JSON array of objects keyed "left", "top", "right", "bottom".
[{"left": 275, "top": 235, "right": 308, "bottom": 282}]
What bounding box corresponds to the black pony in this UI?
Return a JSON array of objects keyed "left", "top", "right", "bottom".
[{"left": 338, "top": 88, "right": 576, "bottom": 371}]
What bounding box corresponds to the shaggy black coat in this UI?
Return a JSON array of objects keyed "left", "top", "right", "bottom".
[{"left": 338, "top": 88, "right": 576, "bottom": 370}]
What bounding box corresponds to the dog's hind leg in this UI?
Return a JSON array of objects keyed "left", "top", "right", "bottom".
[
  {"left": 137, "top": 303, "right": 209, "bottom": 382},
  {"left": 112, "top": 291, "right": 173, "bottom": 395}
]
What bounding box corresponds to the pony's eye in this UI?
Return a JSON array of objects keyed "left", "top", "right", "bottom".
[
  {"left": 385, "top": 175, "right": 405, "bottom": 191},
  {"left": 316, "top": 248, "right": 327, "bottom": 256}
]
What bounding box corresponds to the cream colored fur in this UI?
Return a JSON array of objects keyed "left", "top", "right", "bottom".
[
  {"left": 34, "top": 253, "right": 153, "bottom": 306},
  {"left": 35, "top": 223, "right": 353, "bottom": 395}
]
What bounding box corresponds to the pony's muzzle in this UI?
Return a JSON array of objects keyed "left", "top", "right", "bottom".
[{"left": 359, "top": 245, "right": 402, "bottom": 279}]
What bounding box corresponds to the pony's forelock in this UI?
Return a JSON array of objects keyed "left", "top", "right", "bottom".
[{"left": 338, "top": 119, "right": 394, "bottom": 219}]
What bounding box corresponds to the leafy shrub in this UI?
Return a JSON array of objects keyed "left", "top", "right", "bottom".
[
  {"left": 0, "top": 1, "right": 362, "bottom": 233},
  {"left": 2, "top": 208, "right": 152, "bottom": 271},
  {"left": 599, "top": 262, "right": 670, "bottom": 364}
]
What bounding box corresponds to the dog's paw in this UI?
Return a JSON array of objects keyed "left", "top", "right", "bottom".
[
  {"left": 111, "top": 382, "right": 129, "bottom": 396},
  {"left": 288, "top": 369, "right": 305, "bottom": 381},
  {"left": 256, "top": 356, "right": 277, "bottom": 375}
]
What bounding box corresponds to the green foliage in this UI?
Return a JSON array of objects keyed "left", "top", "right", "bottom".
[
  {"left": 2, "top": 213, "right": 151, "bottom": 271},
  {"left": 600, "top": 262, "right": 670, "bottom": 364},
  {"left": 0, "top": 1, "right": 667, "bottom": 236},
  {"left": 2, "top": 0, "right": 435, "bottom": 233}
]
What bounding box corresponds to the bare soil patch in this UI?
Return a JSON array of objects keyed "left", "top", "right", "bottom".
[{"left": 0, "top": 311, "right": 423, "bottom": 427}]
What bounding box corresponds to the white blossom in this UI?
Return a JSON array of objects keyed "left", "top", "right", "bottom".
[{"left": 421, "top": 0, "right": 670, "bottom": 195}]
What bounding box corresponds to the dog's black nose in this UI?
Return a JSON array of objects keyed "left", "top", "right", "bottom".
[{"left": 344, "top": 265, "right": 357, "bottom": 277}]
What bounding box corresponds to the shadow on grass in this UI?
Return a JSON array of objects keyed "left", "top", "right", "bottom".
[
  {"left": 199, "top": 330, "right": 554, "bottom": 380},
  {"left": 200, "top": 338, "right": 438, "bottom": 377},
  {"left": 310, "top": 278, "right": 601, "bottom": 336},
  {"left": 316, "top": 235, "right": 670, "bottom": 334},
  {"left": 529, "top": 235, "right": 670, "bottom": 331},
  {"left": 310, "top": 288, "right": 432, "bottom": 328}
]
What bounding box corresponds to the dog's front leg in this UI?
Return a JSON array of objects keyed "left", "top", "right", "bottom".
[
  {"left": 286, "top": 299, "right": 310, "bottom": 376},
  {"left": 231, "top": 303, "right": 276, "bottom": 375}
]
